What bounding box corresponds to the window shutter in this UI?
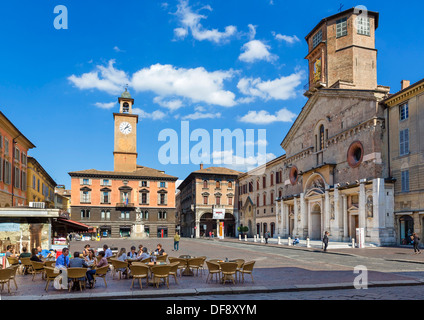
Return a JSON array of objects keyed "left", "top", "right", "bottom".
[
  {"left": 157, "top": 193, "right": 160, "bottom": 205},
  {"left": 399, "top": 131, "right": 405, "bottom": 155},
  {"left": 88, "top": 179, "right": 92, "bottom": 185},
  {"left": 147, "top": 192, "right": 150, "bottom": 204},
  {"left": 165, "top": 182, "right": 168, "bottom": 188},
  {"left": 0, "top": 157, "right": 2, "bottom": 182},
  {"left": 80, "top": 191, "right": 83, "bottom": 203},
  {"left": 405, "top": 129, "right": 409, "bottom": 154},
  {"left": 101, "top": 192, "right": 104, "bottom": 203},
  {"left": 80, "top": 178, "right": 83, "bottom": 185},
  {"left": 165, "top": 193, "right": 168, "bottom": 205},
  {"left": 147, "top": 181, "right": 150, "bottom": 187}
]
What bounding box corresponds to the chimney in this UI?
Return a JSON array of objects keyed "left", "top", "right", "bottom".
[
  {"left": 200, "top": 164, "right": 203, "bottom": 170},
  {"left": 401, "top": 80, "right": 410, "bottom": 90}
]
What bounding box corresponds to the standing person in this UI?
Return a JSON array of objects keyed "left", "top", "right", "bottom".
[
  {"left": 173, "top": 232, "right": 180, "bottom": 251},
  {"left": 412, "top": 233, "right": 421, "bottom": 254},
  {"left": 322, "top": 231, "right": 329, "bottom": 252},
  {"left": 264, "top": 231, "right": 269, "bottom": 244}
]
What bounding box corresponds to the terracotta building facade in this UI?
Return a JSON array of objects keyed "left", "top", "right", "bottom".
[{"left": 69, "top": 90, "right": 178, "bottom": 238}]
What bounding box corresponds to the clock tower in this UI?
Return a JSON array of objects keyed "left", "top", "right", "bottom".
[{"left": 113, "top": 88, "right": 139, "bottom": 172}]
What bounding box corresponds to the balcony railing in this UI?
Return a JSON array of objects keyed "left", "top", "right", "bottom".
[{"left": 116, "top": 202, "right": 135, "bottom": 207}]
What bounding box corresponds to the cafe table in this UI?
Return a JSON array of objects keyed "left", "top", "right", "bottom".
[{"left": 178, "top": 255, "right": 195, "bottom": 276}]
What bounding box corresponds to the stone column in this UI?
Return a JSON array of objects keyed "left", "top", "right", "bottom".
[
  {"left": 324, "top": 190, "right": 330, "bottom": 233},
  {"left": 195, "top": 217, "right": 201, "bottom": 238},
  {"left": 333, "top": 187, "right": 340, "bottom": 240},
  {"left": 342, "top": 194, "right": 348, "bottom": 240},
  {"left": 359, "top": 181, "right": 366, "bottom": 230},
  {"left": 294, "top": 197, "right": 299, "bottom": 237},
  {"left": 284, "top": 203, "right": 289, "bottom": 237},
  {"left": 275, "top": 200, "right": 281, "bottom": 236},
  {"left": 300, "top": 193, "right": 307, "bottom": 238}
]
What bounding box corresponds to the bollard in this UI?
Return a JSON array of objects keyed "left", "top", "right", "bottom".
[
  {"left": 244, "top": 234, "right": 247, "bottom": 242},
  {"left": 254, "top": 235, "right": 257, "bottom": 242},
  {"left": 278, "top": 236, "right": 281, "bottom": 245},
  {"left": 288, "top": 237, "right": 292, "bottom": 246},
  {"left": 352, "top": 238, "right": 356, "bottom": 248},
  {"left": 239, "top": 234, "right": 242, "bottom": 241},
  {"left": 261, "top": 236, "right": 264, "bottom": 243},
  {"left": 306, "top": 237, "right": 311, "bottom": 248}
]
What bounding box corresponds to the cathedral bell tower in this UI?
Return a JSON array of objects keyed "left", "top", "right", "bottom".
[
  {"left": 304, "top": 8, "right": 379, "bottom": 96},
  {"left": 113, "top": 88, "right": 139, "bottom": 172}
]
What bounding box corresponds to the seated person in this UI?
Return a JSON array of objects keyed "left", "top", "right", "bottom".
[
  {"left": 154, "top": 243, "right": 165, "bottom": 256},
  {"left": 137, "top": 247, "right": 151, "bottom": 261},
  {"left": 19, "top": 247, "right": 31, "bottom": 259},
  {"left": 30, "top": 248, "right": 43, "bottom": 262},
  {"left": 96, "top": 251, "right": 108, "bottom": 268},
  {"left": 69, "top": 252, "right": 88, "bottom": 268},
  {"left": 6, "top": 245, "right": 16, "bottom": 259},
  {"left": 293, "top": 237, "right": 300, "bottom": 245},
  {"left": 127, "top": 246, "right": 138, "bottom": 259}
]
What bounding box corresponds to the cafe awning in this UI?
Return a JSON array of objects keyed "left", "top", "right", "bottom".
[{"left": 55, "top": 217, "right": 93, "bottom": 232}]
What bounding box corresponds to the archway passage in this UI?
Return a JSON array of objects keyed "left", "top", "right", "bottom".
[
  {"left": 200, "top": 212, "right": 235, "bottom": 237},
  {"left": 310, "top": 204, "right": 322, "bottom": 240},
  {"left": 400, "top": 215, "right": 414, "bottom": 245}
]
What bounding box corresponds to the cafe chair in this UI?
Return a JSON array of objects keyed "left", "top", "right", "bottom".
[
  {"left": 94, "top": 266, "right": 109, "bottom": 288},
  {"left": 20, "top": 257, "right": 33, "bottom": 275},
  {"left": 111, "top": 259, "right": 129, "bottom": 280},
  {"left": 8, "top": 265, "right": 19, "bottom": 290},
  {"left": 168, "top": 257, "right": 186, "bottom": 277},
  {"left": 168, "top": 262, "right": 180, "bottom": 284},
  {"left": 187, "top": 257, "right": 204, "bottom": 276},
  {"left": 231, "top": 259, "right": 245, "bottom": 282},
  {"left": 67, "top": 267, "right": 87, "bottom": 292},
  {"left": 150, "top": 265, "right": 171, "bottom": 289},
  {"left": 0, "top": 268, "right": 13, "bottom": 293},
  {"left": 219, "top": 262, "right": 238, "bottom": 285},
  {"left": 7, "top": 257, "right": 19, "bottom": 267},
  {"left": 129, "top": 264, "right": 149, "bottom": 289},
  {"left": 240, "top": 261, "right": 256, "bottom": 283},
  {"left": 44, "top": 260, "right": 56, "bottom": 268},
  {"left": 44, "top": 266, "right": 59, "bottom": 292},
  {"left": 197, "top": 256, "right": 207, "bottom": 275},
  {"left": 31, "top": 261, "right": 46, "bottom": 281},
  {"left": 206, "top": 261, "right": 221, "bottom": 283},
  {"left": 140, "top": 258, "right": 151, "bottom": 263},
  {"left": 156, "top": 255, "right": 167, "bottom": 262}
]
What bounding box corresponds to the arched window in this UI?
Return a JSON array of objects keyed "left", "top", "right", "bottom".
[
  {"left": 319, "top": 125, "right": 325, "bottom": 150},
  {"left": 203, "top": 180, "right": 208, "bottom": 188}
]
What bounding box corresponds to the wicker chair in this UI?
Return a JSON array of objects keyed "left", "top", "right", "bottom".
[
  {"left": 206, "top": 261, "right": 221, "bottom": 283},
  {"left": 67, "top": 267, "right": 87, "bottom": 292},
  {"left": 20, "top": 257, "right": 33, "bottom": 274},
  {"left": 110, "top": 259, "right": 129, "bottom": 279},
  {"left": 44, "top": 266, "right": 59, "bottom": 292},
  {"left": 7, "top": 256, "right": 19, "bottom": 267},
  {"left": 8, "top": 265, "right": 19, "bottom": 290},
  {"left": 219, "top": 262, "right": 238, "bottom": 285},
  {"left": 0, "top": 268, "right": 13, "bottom": 293},
  {"left": 187, "top": 257, "right": 204, "bottom": 276},
  {"left": 93, "top": 266, "right": 108, "bottom": 288},
  {"left": 231, "top": 259, "right": 245, "bottom": 282},
  {"left": 156, "top": 255, "right": 167, "bottom": 262},
  {"left": 30, "top": 261, "right": 46, "bottom": 281},
  {"left": 150, "top": 265, "right": 171, "bottom": 288},
  {"left": 129, "top": 264, "right": 149, "bottom": 289},
  {"left": 44, "top": 260, "right": 56, "bottom": 268},
  {"left": 140, "top": 257, "right": 151, "bottom": 263},
  {"left": 240, "top": 261, "right": 256, "bottom": 283},
  {"left": 168, "top": 262, "right": 180, "bottom": 284},
  {"left": 168, "top": 257, "right": 186, "bottom": 277},
  {"left": 197, "top": 256, "right": 207, "bottom": 275}
]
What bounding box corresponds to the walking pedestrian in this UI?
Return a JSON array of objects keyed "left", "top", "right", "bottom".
[
  {"left": 412, "top": 233, "right": 421, "bottom": 254},
  {"left": 173, "top": 232, "right": 180, "bottom": 251},
  {"left": 264, "top": 231, "right": 270, "bottom": 244},
  {"left": 322, "top": 231, "right": 329, "bottom": 252}
]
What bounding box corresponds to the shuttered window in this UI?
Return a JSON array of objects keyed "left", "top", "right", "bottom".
[
  {"left": 399, "top": 129, "right": 409, "bottom": 156},
  {"left": 401, "top": 170, "right": 409, "bottom": 192}
]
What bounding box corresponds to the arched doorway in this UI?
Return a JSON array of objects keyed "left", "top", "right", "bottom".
[
  {"left": 400, "top": 215, "right": 414, "bottom": 245},
  {"left": 270, "top": 223, "right": 275, "bottom": 237},
  {"left": 199, "top": 213, "right": 214, "bottom": 237},
  {"left": 310, "top": 204, "right": 322, "bottom": 240}
]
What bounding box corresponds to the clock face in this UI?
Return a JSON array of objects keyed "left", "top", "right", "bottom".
[{"left": 119, "top": 122, "right": 132, "bottom": 135}]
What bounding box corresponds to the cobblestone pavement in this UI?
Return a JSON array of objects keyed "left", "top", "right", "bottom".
[{"left": 2, "top": 238, "right": 424, "bottom": 300}]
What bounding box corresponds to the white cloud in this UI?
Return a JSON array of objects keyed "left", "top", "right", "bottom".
[
  {"left": 239, "top": 40, "right": 278, "bottom": 63},
  {"left": 173, "top": 0, "right": 237, "bottom": 44},
  {"left": 69, "top": 61, "right": 237, "bottom": 107},
  {"left": 94, "top": 102, "right": 116, "bottom": 109},
  {"left": 133, "top": 108, "right": 167, "bottom": 120},
  {"left": 131, "top": 63, "right": 236, "bottom": 107},
  {"left": 68, "top": 59, "right": 129, "bottom": 95},
  {"left": 239, "top": 108, "right": 297, "bottom": 125},
  {"left": 113, "top": 46, "right": 125, "bottom": 52},
  {"left": 237, "top": 72, "right": 304, "bottom": 101},
  {"left": 153, "top": 97, "right": 184, "bottom": 111},
  {"left": 211, "top": 150, "right": 276, "bottom": 172},
  {"left": 181, "top": 111, "right": 221, "bottom": 120},
  {"left": 272, "top": 32, "right": 300, "bottom": 44}
]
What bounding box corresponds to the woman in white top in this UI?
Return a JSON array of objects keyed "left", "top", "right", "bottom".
[{"left": 84, "top": 249, "right": 96, "bottom": 267}]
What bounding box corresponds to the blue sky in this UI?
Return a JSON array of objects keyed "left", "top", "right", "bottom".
[{"left": 0, "top": 0, "right": 423, "bottom": 189}]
